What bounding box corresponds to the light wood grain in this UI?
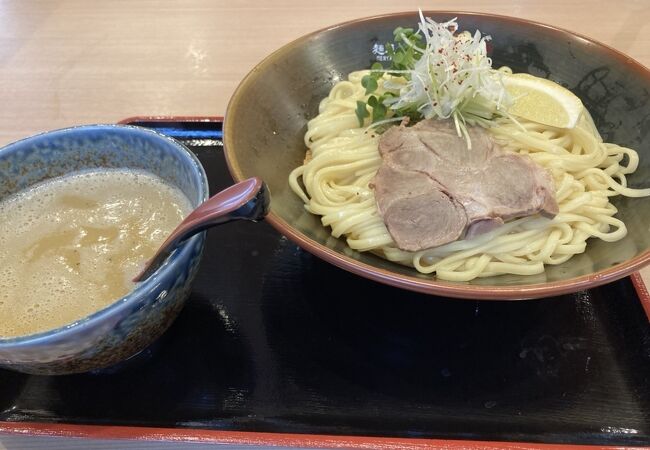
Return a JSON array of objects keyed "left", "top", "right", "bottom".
[
  {"left": 1, "top": 0, "right": 649, "bottom": 145},
  {"left": 0, "top": 3, "right": 649, "bottom": 447}
]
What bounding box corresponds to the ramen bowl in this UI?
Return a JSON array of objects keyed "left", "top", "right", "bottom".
[
  {"left": 0, "top": 125, "right": 208, "bottom": 375},
  {"left": 224, "top": 11, "right": 650, "bottom": 299}
]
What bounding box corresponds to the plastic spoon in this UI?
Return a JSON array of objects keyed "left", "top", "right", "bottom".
[{"left": 133, "top": 177, "right": 270, "bottom": 282}]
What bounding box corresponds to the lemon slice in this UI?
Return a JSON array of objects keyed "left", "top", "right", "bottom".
[{"left": 502, "top": 73, "right": 584, "bottom": 128}]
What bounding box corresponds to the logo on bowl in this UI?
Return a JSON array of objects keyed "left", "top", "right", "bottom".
[{"left": 371, "top": 42, "right": 391, "bottom": 62}]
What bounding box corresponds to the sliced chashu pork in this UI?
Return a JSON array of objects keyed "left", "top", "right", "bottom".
[
  {"left": 372, "top": 165, "right": 467, "bottom": 251},
  {"left": 372, "top": 119, "right": 558, "bottom": 252}
]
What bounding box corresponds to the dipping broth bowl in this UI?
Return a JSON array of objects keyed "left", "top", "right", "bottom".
[{"left": 0, "top": 125, "right": 208, "bottom": 375}]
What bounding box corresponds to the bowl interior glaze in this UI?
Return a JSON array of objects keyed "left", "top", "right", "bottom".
[{"left": 224, "top": 12, "right": 650, "bottom": 299}]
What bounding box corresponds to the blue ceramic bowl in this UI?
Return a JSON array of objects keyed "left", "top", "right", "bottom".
[{"left": 0, "top": 125, "right": 208, "bottom": 375}]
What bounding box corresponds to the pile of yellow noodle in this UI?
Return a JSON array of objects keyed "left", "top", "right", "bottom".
[{"left": 288, "top": 71, "right": 650, "bottom": 281}]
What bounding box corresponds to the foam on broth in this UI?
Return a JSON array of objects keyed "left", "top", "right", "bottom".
[{"left": 0, "top": 169, "right": 193, "bottom": 338}]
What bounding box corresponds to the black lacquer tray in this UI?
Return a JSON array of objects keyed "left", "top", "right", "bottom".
[{"left": 1, "top": 118, "right": 648, "bottom": 448}]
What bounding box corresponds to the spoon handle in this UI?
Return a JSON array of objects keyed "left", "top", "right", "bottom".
[{"left": 134, "top": 177, "right": 270, "bottom": 282}]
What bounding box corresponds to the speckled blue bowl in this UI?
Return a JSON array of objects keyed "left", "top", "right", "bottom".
[{"left": 0, "top": 125, "right": 208, "bottom": 375}]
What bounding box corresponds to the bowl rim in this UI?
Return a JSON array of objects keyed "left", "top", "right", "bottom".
[
  {"left": 0, "top": 124, "right": 209, "bottom": 346},
  {"left": 224, "top": 10, "right": 650, "bottom": 300}
]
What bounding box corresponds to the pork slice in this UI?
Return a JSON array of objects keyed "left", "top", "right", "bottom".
[
  {"left": 379, "top": 120, "right": 494, "bottom": 172},
  {"left": 372, "top": 166, "right": 467, "bottom": 251},
  {"left": 379, "top": 119, "right": 495, "bottom": 212},
  {"left": 381, "top": 134, "right": 443, "bottom": 174},
  {"left": 480, "top": 154, "right": 559, "bottom": 219},
  {"left": 379, "top": 121, "right": 501, "bottom": 234},
  {"left": 465, "top": 217, "right": 505, "bottom": 238},
  {"left": 412, "top": 119, "right": 495, "bottom": 167},
  {"left": 372, "top": 119, "right": 559, "bottom": 252},
  {"left": 377, "top": 125, "right": 407, "bottom": 156},
  {"left": 536, "top": 166, "right": 560, "bottom": 217}
]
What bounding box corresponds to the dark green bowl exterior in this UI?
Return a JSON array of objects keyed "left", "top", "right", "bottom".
[{"left": 224, "top": 12, "right": 650, "bottom": 299}]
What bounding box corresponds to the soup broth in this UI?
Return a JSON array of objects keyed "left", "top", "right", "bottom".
[{"left": 0, "top": 169, "right": 193, "bottom": 338}]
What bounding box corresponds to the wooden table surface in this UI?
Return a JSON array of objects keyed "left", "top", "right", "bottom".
[{"left": 0, "top": 1, "right": 649, "bottom": 448}]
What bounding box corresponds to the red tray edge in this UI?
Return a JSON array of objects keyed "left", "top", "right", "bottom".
[
  {"left": 631, "top": 272, "right": 650, "bottom": 320},
  {"left": 117, "top": 115, "right": 224, "bottom": 124},
  {"left": 0, "top": 422, "right": 646, "bottom": 449},
  {"left": 4, "top": 115, "right": 646, "bottom": 448}
]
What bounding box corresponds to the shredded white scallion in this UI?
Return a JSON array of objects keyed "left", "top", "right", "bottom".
[{"left": 386, "top": 12, "right": 512, "bottom": 147}]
